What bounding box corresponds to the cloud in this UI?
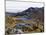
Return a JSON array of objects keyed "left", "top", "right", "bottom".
[{"left": 6, "top": 1, "right": 44, "bottom": 13}]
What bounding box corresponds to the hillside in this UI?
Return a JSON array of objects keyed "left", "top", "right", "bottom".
[{"left": 5, "top": 7, "right": 44, "bottom": 34}]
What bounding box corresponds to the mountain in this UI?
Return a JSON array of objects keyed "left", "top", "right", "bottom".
[{"left": 5, "top": 7, "right": 44, "bottom": 22}]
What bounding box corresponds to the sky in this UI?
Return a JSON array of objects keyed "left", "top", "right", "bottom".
[{"left": 6, "top": 1, "right": 44, "bottom": 13}]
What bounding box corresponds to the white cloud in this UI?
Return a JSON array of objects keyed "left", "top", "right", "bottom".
[{"left": 6, "top": 1, "right": 44, "bottom": 13}]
